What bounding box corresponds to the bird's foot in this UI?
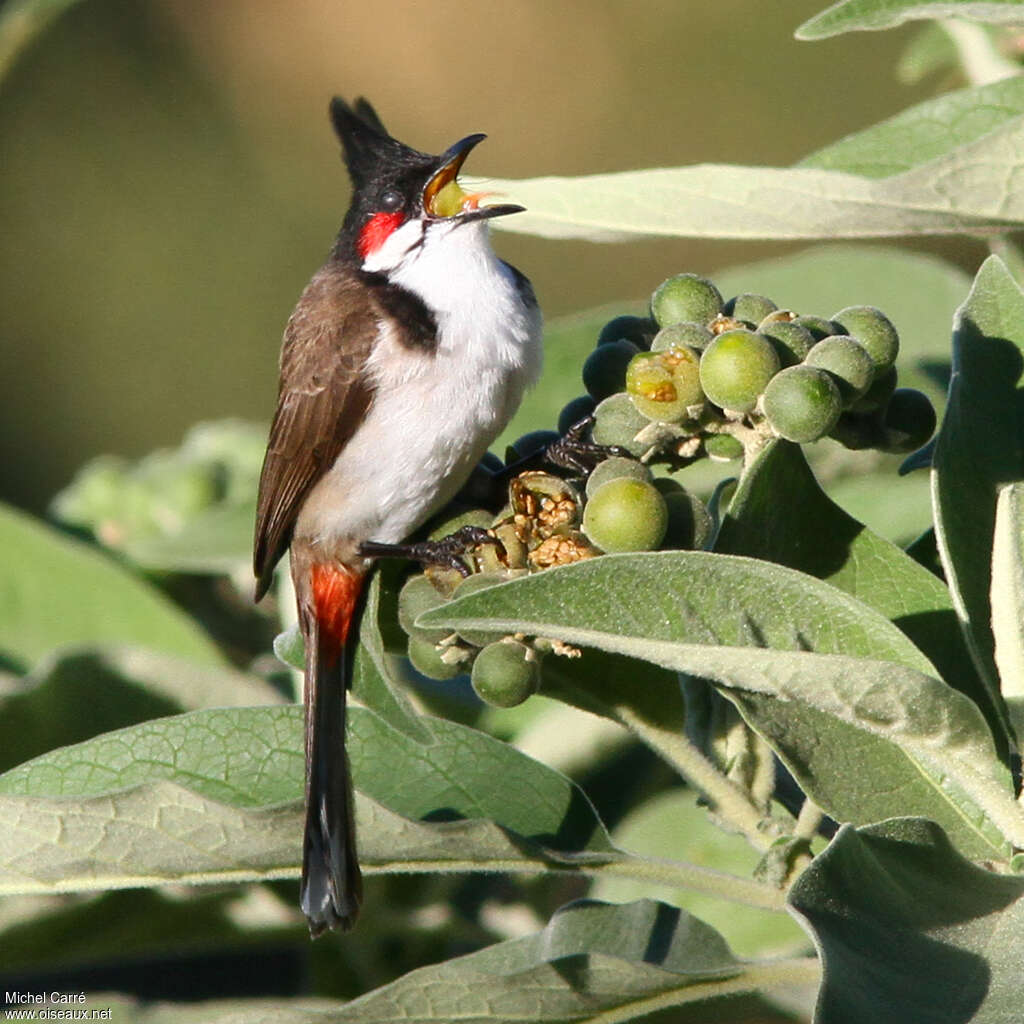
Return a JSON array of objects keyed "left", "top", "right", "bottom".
[
  {"left": 360, "top": 526, "right": 503, "bottom": 578},
  {"left": 543, "top": 416, "right": 633, "bottom": 475}
]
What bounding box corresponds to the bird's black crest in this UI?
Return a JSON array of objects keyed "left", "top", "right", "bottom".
[{"left": 329, "top": 97, "right": 433, "bottom": 191}]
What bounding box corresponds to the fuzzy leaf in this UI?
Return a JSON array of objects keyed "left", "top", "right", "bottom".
[
  {"left": 0, "top": 704, "right": 615, "bottom": 895},
  {"left": 421, "top": 554, "right": 1022, "bottom": 857},
  {"left": 932, "top": 256, "right": 1024, "bottom": 717},
  {"left": 797, "top": 0, "right": 1024, "bottom": 40},
  {"left": 485, "top": 117, "right": 1024, "bottom": 241},
  {"left": 800, "top": 76, "right": 1024, "bottom": 178},
  {"left": 0, "top": 503, "right": 224, "bottom": 671},
  {"left": 992, "top": 483, "right": 1024, "bottom": 699},
  {"left": 789, "top": 818, "right": 1024, "bottom": 1024},
  {"left": 717, "top": 441, "right": 1004, "bottom": 747}
]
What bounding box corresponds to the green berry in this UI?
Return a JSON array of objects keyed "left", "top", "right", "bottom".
[
  {"left": 507, "top": 429, "right": 559, "bottom": 462},
  {"left": 879, "top": 388, "right": 937, "bottom": 453},
  {"left": 758, "top": 320, "right": 815, "bottom": 367},
  {"left": 478, "top": 451, "right": 504, "bottom": 473},
  {"left": 723, "top": 293, "right": 778, "bottom": 326},
  {"left": 791, "top": 315, "right": 839, "bottom": 341},
  {"left": 832, "top": 305, "right": 899, "bottom": 371},
  {"left": 704, "top": 434, "right": 745, "bottom": 461},
  {"left": 591, "top": 393, "right": 650, "bottom": 455},
  {"left": 762, "top": 365, "right": 842, "bottom": 443},
  {"left": 699, "top": 329, "right": 780, "bottom": 413},
  {"left": 597, "top": 314, "right": 657, "bottom": 349},
  {"left": 651, "top": 322, "right": 714, "bottom": 352},
  {"left": 828, "top": 411, "right": 886, "bottom": 451},
  {"left": 582, "top": 477, "right": 668, "bottom": 553},
  {"left": 626, "top": 349, "right": 702, "bottom": 423},
  {"left": 804, "top": 336, "right": 875, "bottom": 407},
  {"left": 582, "top": 340, "right": 640, "bottom": 400},
  {"left": 661, "top": 488, "right": 713, "bottom": 549},
  {"left": 849, "top": 365, "right": 897, "bottom": 414},
  {"left": 398, "top": 574, "right": 451, "bottom": 643},
  {"left": 586, "top": 455, "right": 651, "bottom": 498},
  {"left": 428, "top": 507, "right": 493, "bottom": 542},
  {"left": 557, "top": 395, "right": 597, "bottom": 435},
  {"left": 471, "top": 640, "right": 541, "bottom": 708},
  {"left": 651, "top": 273, "right": 723, "bottom": 327},
  {"left": 408, "top": 634, "right": 462, "bottom": 680}
]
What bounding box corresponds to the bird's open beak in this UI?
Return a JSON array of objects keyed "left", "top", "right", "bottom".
[{"left": 423, "top": 134, "right": 525, "bottom": 223}]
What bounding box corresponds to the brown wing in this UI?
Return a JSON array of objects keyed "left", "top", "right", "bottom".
[{"left": 253, "top": 266, "right": 378, "bottom": 600}]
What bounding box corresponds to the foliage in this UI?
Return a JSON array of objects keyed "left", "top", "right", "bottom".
[{"left": 4, "top": 1, "right": 1024, "bottom": 1022}]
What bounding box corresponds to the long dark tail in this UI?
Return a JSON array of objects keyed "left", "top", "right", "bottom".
[{"left": 299, "top": 563, "right": 365, "bottom": 936}]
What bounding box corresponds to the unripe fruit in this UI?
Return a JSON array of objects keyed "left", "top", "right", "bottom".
[
  {"left": 651, "top": 273, "right": 723, "bottom": 327},
  {"left": 791, "top": 315, "right": 839, "bottom": 341},
  {"left": 557, "top": 394, "right": 597, "bottom": 435},
  {"left": 506, "top": 429, "right": 560, "bottom": 462},
  {"left": 831, "top": 305, "right": 899, "bottom": 371},
  {"left": 586, "top": 455, "right": 652, "bottom": 498},
  {"left": 626, "top": 349, "right": 702, "bottom": 423},
  {"left": 879, "top": 388, "right": 937, "bottom": 453},
  {"left": 828, "top": 411, "right": 886, "bottom": 451},
  {"left": 699, "top": 329, "right": 780, "bottom": 414},
  {"left": 660, "top": 487, "right": 714, "bottom": 550},
  {"left": 762, "top": 365, "right": 843, "bottom": 443},
  {"left": 471, "top": 640, "right": 541, "bottom": 708},
  {"left": 651, "top": 322, "right": 714, "bottom": 353},
  {"left": 452, "top": 571, "right": 513, "bottom": 647},
  {"left": 398, "top": 573, "right": 451, "bottom": 643},
  {"left": 849, "top": 365, "right": 897, "bottom": 414},
  {"left": 428, "top": 507, "right": 493, "bottom": 542},
  {"left": 804, "top": 336, "right": 875, "bottom": 407},
  {"left": 478, "top": 451, "right": 504, "bottom": 473},
  {"left": 704, "top": 434, "right": 745, "bottom": 461},
  {"left": 591, "top": 393, "right": 650, "bottom": 455},
  {"left": 582, "top": 339, "right": 641, "bottom": 400},
  {"left": 408, "top": 634, "right": 462, "bottom": 680},
  {"left": 582, "top": 477, "right": 668, "bottom": 553},
  {"left": 597, "top": 314, "right": 658, "bottom": 349},
  {"left": 758, "top": 320, "right": 815, "bottom": 367},
  {"left": 723, "top": 293, "right": 778, "bottom": 326}
]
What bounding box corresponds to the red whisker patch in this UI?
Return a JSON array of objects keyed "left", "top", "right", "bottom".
[{"left": 357, "top": 211, "right": 404, "bottom": 259}]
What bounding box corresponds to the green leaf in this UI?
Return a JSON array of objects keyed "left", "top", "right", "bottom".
[
  {"left": 933, "top": 256, "right": 1024, "bottom": 713},
  {"left": 52, "top": 420, "right": 265, "bottom": 575},
  {"left": 789, "top": 818, "right": 1024, "bottom": 1024},
  {"left": 0, "top": 704, "right": 619, "bottom": 895},
  {"left": 800, "top": 77, "right": 1024, "bottom": 178},
  {"left": 0, "top": 502, "right": 224, "bottom": 670},
  {"left": 421, "top": 554, "right": 1022, "bottom": 857},
  {"left": 486, "top": 117, "right": 1024, "bottom": 241},
  {"left": 313, "top": 900, "right": 816, "bottom": 1024},
  {"left": 0, "top": 646, "right": 283, "bottom": 774},
  {"left": 797, "top": 0, "right": 1024, "bottom": 39},
  {"left": 717, "top": 441, "right": 1005, "bottom": 749},
  {"left": 992, "top": 483, "right": 1024, "bottom": 699},
  {"left": 590, "top": 790, "right": 808, "bottom": 958},
  {"left": 420, "top": 551, "right": 939, "bottom": 674}
]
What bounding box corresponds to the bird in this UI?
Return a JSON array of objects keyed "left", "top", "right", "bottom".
[{"left": 253, "top": 97, "right": 542, "bottom": 936}]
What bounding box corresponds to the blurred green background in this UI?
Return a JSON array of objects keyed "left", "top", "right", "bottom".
[{"left": 0, "top": 0, "right": 977, "bottom": 513}]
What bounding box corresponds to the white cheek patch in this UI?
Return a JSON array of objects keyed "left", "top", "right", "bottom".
[{"left": 362, "top": 219, "right": 429, "bottom": 274}]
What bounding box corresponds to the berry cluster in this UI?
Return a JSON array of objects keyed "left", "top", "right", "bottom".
[
  {"left": 398, "top": 271, "right": 936, "bottom": 708},
  {"left": 585, "top": 272, "right": 935, "bottom": 458},
  {"left": 399, "top": 455, "right": 711, "bottom": 707}
]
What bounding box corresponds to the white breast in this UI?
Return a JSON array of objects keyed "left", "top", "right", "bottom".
[{"left": 296, "top": 220, "right": 542, "bottom": 562}]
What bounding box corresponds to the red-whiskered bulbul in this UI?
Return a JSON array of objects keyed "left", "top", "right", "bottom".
[{"left": 253, "top": 97, "right": 542, "bottom": 936}]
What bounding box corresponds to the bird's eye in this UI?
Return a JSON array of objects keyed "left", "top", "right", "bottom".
[{"left": 380, "top": 190, "right": 402, "bottom": 211}]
